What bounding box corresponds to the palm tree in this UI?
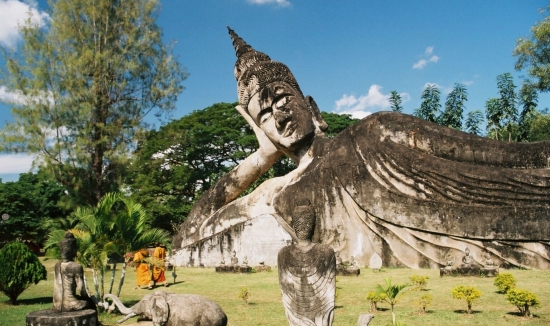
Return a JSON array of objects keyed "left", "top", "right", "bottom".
[
  {"left": 105, "top": 195, "right": 170, "bottom": 298},
  {"left": 376, "top": 277, "right": 409, "bottom": 325},
  {"left": 45, "top": 192, "right": 170, "bottom": 311}
]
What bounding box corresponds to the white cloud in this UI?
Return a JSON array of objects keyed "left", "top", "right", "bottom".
[
  {"left": 247, "top": 0, "right": 291, "bottom": 7},
  {"left": 0, "top": 86, "right": 25, "bottom": 105},
  {"left": 0, "top": 0, "right": 49, "bottom": 47},
  {"left": 0, "top": 153, "right": 35, "bottom": 174},
  {"left": 413, "top": 46, "right": 439, "bottom": 70},
  {"left": 334, "top": 85, "right": 410, "bottom": 119}
]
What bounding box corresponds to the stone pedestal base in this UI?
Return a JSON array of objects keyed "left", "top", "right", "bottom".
[
  {"left": 440, "top": 266, "right": 498, "bottom": 277},
  {"left": 215, "top": 265, "right": 252, "bottom": 273},
  {"left": 26, "top": 309, "right": 97, "bottom": 326},
  {"left": 337, "top": 267, "right": 360, "bottom": 276}
]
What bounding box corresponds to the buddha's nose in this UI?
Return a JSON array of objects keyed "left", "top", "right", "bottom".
[{"left": 274, "top": 110, "right": 291, "bottom": 130}]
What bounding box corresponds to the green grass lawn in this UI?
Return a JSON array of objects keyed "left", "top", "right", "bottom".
[{"left": 1, "top": 258, "right": 549, "bottom": 325}]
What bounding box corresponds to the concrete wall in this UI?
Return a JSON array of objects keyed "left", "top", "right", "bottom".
[{"left": 172, "top": 214, "right": 292, "bottom": 267}]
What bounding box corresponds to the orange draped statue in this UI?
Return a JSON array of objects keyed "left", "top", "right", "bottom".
[
  {"left": 152, "top": 245, "right": 167, "bottom": 286},
  {"left": 133, "top": 249, "right": 151, "bottom": 289}
]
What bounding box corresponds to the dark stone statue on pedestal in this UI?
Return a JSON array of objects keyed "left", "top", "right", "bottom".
[
  {"left": 26, "top": 232, "right": 97, "bottom": 325},
  {"left": 278, "top": 203, "right": 336, "bottom": 326}
]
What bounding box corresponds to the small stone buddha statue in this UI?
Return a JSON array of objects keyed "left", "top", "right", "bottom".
[
  {"left": 484, "top": 253, "right": 494, "bottom": 268},
  {"left": 460, "top": 247, "right": 474, "bottom": 268},
  {"left": 230, "top": 250, "right": 238, "bottom": 266},
  {"left": 52, "top": 232, "right": 95, "bottom": 312},
  {"left": 277, "top": 202, "right": 336, "bottom": 326}
]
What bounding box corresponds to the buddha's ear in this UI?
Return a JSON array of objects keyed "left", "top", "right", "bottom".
[{"left": 306, "top": 96, "right": 328, "bottom": 132}]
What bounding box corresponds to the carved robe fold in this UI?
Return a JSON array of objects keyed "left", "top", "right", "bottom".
[{"left": 278, "top": 243, "right": 336, "bottom": 326}]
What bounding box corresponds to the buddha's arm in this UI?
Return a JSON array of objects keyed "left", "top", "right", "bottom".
[
  {"left": 75, "top": 266, "right": 88, "bottom": 298},
  {"left": 186, "top": 148, "right": 282, "bottom": 221},
  {"left": 185, "top": 105, "right": 282, "bottom": 223}
]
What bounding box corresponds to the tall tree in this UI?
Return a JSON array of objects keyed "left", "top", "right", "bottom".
[
  {"left": 439, "top": 83, "right": 467, "bottom": 130},
  {"left": 414, "top": 84, "right": 440, "bottom": 123},
  {"left": 389, "top": 90, "right": 403, "bottom": 113},
  {"left": 465, "top": 110, "right": 484, "bottom": 136},
  {"left": 485, "top": 98, "right": 502, "bottom": 140},
  {"left": 496, "top": 73, "right": 518, "bottom": 141},
  {"left": 514, "top": 7, "right": 550, "bottom": 92},
  {"left": 517, "top": 82, "right": 539, "bottom": 141},
  {"left": 0, "top": 0, "right": 187, "bottom": 207}
]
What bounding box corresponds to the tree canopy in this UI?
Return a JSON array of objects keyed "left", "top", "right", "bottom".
[
  {"left": 0, "top": 171, "right": 69, "bottom": 247},
  {"left": 514, "top": 7, "right": 550, "bottom": 92},
  {"left": 0, "top": 0, "right": 187, "bottom": 207}
]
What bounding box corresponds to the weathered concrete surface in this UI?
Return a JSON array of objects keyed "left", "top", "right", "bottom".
[
  {"left": 174, "top": 214, "right": 291, "bottom": 267},
  {"left": 26, "top": 309, "right": 97, "bottom": 326},
  {"left": 174, "top": 112, "right": 550, "bottom": 269},
  {"left": 173, "top": 29, "right": 550, "bottom": 270}
]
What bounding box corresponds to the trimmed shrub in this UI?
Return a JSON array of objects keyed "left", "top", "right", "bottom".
[
  {"left": 409, "top": 274, "right": 429, "bottom": 290},
  {"left": 451, "top": 285, "right": 482, "bottom": 314},
  {"left": 238, "top": 287, "right": 250, "bottom": 305},
  {"left": 505, "top": 288, "right": 540, "bottom": 317},
  {"left": 416, "top": 293, "right": 432, "bottom": 314},
  {"left": 0, "top": 241, "right": 47, "bottom": 304},
  {"left": 494, "top": 273, "right": 516, "bottom": 294},
  {"left": 365, "top": 291, "right": 386, "bottom": 312}
]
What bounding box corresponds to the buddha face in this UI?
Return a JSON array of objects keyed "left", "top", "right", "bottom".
[{"left": 247, "top": 81, "right": 316, "bottom": 153}]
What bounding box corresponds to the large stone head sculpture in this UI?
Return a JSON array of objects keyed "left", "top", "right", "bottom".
[
  {"left": 227, "top": 27, "right": 327, "bottom": 153},
  {"left": 60, "top": 232, "right": 77, "bottom": 262}
]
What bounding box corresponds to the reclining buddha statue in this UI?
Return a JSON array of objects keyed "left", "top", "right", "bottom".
[{"left": 173, "top": 27, "right": 550, "bottom": 269}]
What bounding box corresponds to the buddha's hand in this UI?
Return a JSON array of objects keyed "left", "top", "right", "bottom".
[{"left": 235, "top": 105, "right": 282, "bottom": 163}]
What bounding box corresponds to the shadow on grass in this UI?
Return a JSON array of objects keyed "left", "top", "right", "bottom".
[
  {"left": 453, "top": 309, "right": 482, "bottom": 314},
  {"left": 506, "top": 311, "right": 539, "bottom": 318},
  {"left": 17, "top": 297, "right": 52, "bottom": 305}
]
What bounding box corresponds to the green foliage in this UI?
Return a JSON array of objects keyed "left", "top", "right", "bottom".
[
  {"left": 494, "top": 273, "right": 517, "bottom": 294},
  {"left": 496, "top": 73, "right": 518, "bottom": 141},
  {"left": 517, "top": 82, "right": 539, "bottom": 141},
  {"left": 0, "top": 241, "right": 47, "bottom": 304},
  {"left": 321, "top": 111, "right": 360, "bottom": 137},
  {"left": 451, "top": 285, "right": 482, "bottom": 314},
  {"left": 416, "top": 293, "right": 432, "bottom": 314},
  {"left": 0, "top": 171, "right": 69, "bottom": 246},
  {"left": 238, "top": 287, "right": 250, "bottom": 305},
  {"left": 0, "top": 0, "right": 187, "bottom": 207},
  {"left": 505, "top": 288, "right": 540, "bottom": 317},
  {"left": 409, "top": 274, "right": 429, "bottom": 290},
  {"left": 528, "top": 112, "right": 550, "bottom": 141},
  {"left": 439, "top": 83, "right": 467, "bottom": 130},
  {"left": 127, "top": 102, "right": 256, "bottom": 229},
  {"left": 465, "top": 110, "right": 485, "bottom": 136},
  {"left": 415, "top": 84, "right": 440, "bottom": 123},
  {"left": 366, "top": 290, "right": 386, "bottom": 312},
  {"left": 376, "top": 277, "right": 409, "bottom": 325},
  {"left": 514, "top": 7, "right": 550, "bottom": 92},
  {"left": 389, "top": 90, "right": 403, "bottom": 113},
  {"left": 45, "top": 192, "right": 170, "bottom": 303}
]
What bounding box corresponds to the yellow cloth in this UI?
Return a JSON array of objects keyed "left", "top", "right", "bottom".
[
  {"left": 152, "top": 246, "right": 166, "bottom": 283},
  {"left": 133, "top": 250, "right": 150, "bottom": 286}
]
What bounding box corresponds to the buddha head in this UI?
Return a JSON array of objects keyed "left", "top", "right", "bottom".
[
  {"left": 228, "top": 27, "right": 327, "bottom": 154},
  {"left": 292, "top": 201, "right": 316, "bottom": 242},
  {"left": 60, "top": 232, "right": 77, "bottom": 262}
]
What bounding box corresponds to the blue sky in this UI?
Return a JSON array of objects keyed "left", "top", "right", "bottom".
[{"left": 0, "top": 0, "right": 548, "bottom": 182}]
